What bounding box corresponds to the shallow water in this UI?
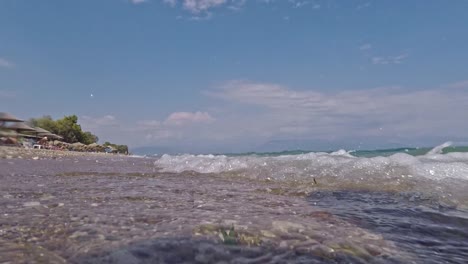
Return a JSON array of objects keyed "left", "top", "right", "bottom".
[
  {"left": 1, "top": 145, "right": 468, "bottom": 263},
  {"left": 308, "top": 190, "right": 468, "bottom": 264}
]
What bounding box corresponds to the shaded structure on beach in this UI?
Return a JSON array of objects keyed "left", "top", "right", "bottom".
[{"left": 0, "top": 112, "right": 23, "bottom": 127}]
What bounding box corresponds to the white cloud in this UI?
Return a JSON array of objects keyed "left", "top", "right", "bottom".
[
  {"left": 0, "top": 58, "right": 14, "bottom": 69},
  {"left": 227, "top": 0, "right": 247, "bottom": 11},
  {"left": 129, "top": 0, "right": 148, "bottom": 4},
  {"left": 122, "top": 111, "right": 216, "bottom": 145},
  {"left": 181, "top": 0, "right": 227, "bottom": 13},
  {"left": 372, "top": 54, "right": 408, "bottom": 65},
  {"left": 207, "top": 80, "right": 468, "bottom": 139},
  {"left": 162, "top": 0, "right": 252, "bottom": 14},
  {"left": 289, "top": 0, "right": 310, "bottom": 9},
  {"left": 356, "top": 2, "right": 371, "bottom": 10},
  {"left": 76, "top": 81, "right": 468, "bottom": 151},
  {"left": 165, "top": 111, "right": 215, "bottom": 125}
]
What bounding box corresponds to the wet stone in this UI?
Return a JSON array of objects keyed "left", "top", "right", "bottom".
[{"left": 23, "top": 201, "right": 41, "bottom": 207}]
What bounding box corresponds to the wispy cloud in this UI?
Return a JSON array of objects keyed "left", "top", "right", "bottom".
[
  {"left": 78, "top": 80, "right": 468, "bottom": 150},
  {"left": 0, "top": 57, "right": 14, "bottom": 69},
  {"left": 288, "top": 0, "right": 310, "bottom": 9},
  {"left": 356, "top": 1, "right": 371, "bottom": 10},
  {"left": 181, "top": 0, "right": 228, "bottom": 13},
  {"left": 124, "top": 111, "right": 214, "bottom": 142},
  {"left": 206, "top": 80, "right": 468, "bottom": 140},
  {"left": 165, "top": 111, "right": 215, "bottom": 126},
  {"left": 160, "top": 0, "right": 318, "bottom": 18},
  {"left": 227, "top": 0, "right": 247, "bottom": 11},
  {"left": 188, "top": 12, "right": 213, "bottom": 20},
  {"left": 371, "top": 54, "right": 408, "bottom": 65},
  {"left": 129, "top": 0, "right": 148, "bottom": 4}
]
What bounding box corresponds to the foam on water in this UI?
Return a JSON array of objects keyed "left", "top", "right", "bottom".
[
  {"left": 154, "top": 142, "right": 468, "bottom": 207},
  {"left": 155, "top": 143, "right": 468, "bottom": 180}
]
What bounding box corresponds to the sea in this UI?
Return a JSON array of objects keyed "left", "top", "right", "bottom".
[
  {"left": 1, "top": 142, "right": 467, "bottom": 263},
  {"left": 152, "top": 142, "right": 468, "bottom": 263}
]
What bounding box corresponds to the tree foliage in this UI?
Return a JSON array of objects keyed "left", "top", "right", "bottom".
[
  {"left": 103, "top": 141, "right": 129, "bottom": 154},
  {"left": 29, "top": 115, "right": 99, "bottom": 144},
  {"left": 28, "top": 115, "right": 58, "bottom": 134}
]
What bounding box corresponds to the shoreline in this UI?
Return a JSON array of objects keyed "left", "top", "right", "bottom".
[{"left": 0, "top": 146, "right": 130, "bottom": 160}]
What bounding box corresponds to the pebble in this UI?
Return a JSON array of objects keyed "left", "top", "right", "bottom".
[
  {"left": 32, "top": 157, "right": 39, "bottom": 160},
  {"left": 23, "top": 201, "right": 41, "bottom": 207},
  {"left": 69, "top": 231, "right": 88, "bottom": 239},
  {"left": 271, "top": 221, "right": 305, "bottom": 233}
]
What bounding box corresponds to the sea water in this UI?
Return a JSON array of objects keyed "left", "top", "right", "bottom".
[
  {"left": 1, "top": 143, "right": 467, "bottom": 263},
  {"left": 153, "top": 142, "right": 468, "bottom": 263}
]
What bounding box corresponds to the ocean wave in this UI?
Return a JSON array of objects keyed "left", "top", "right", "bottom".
[
  {"left": 155, "top": 142, "right": 468, "bottom": 180},
  {"left": 154, "top": 143, "right": 468, "bottom": 207}
]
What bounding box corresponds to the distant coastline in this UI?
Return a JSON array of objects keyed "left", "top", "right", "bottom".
[{"left": 1, "top": 113, "right": 129, "bottom": 155}]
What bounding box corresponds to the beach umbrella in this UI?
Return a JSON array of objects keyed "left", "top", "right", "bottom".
[
  {"left": 39, "top": 133, "right": 63, "bottom": 140},
  {"left": 7, "top": 122, "right": 37, "bottom": 133},
  {"left": 29, "top": 127, "right": 54, "bottom": 140},
  {"left": 34, "top": 127, "right": 52, "bottom": 134},
  {"left": 0, "top": 112, "right": 23, "bottom": 123},
  {"left": 0, "top": 129, "right": 18, "bottom": 137},
  {"left": 20, "top": 133, "right": 42, "bottom": 138},
  {"left": 52, "top": 134, "right": 63, "bottom": 140},
  {"left": 0, "top": 112, "right": 23, "bottom": 128}
]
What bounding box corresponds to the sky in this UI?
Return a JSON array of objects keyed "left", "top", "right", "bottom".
[{"left": 1, "top": 0, "right": 468, "bottom": 153}]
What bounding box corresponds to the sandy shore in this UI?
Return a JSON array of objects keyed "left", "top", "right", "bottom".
[{"left": 0, "top": 146, "right": 127, "bottom": 160}]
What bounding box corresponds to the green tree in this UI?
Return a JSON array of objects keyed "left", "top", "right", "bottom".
[
  {"left": 102, "top": 141, "right": 128, "bottom": 154},
  {"left": 55, "top": 115, "right": 83, "bottom": 143},
  {"left": 81, "top": 131, "right": 99, "bottom": 145},
  {"left": 29, "top": 115, "right": 100, "bottom": 145},
  {"left": 28, "top": 116, "right": 58, "bottom": 134}
]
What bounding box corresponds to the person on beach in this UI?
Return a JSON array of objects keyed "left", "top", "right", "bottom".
[{"left": 38, "top": 136, "right": 48, "bottom": 148}]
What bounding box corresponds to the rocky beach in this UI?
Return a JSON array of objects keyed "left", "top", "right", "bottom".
[{"left": 0, "top": 146, "right": 414, "bottom": 264}]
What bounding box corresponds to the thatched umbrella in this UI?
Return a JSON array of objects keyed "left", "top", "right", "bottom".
[
  {"left": 2, "top": 122, "right": 36, "bottom": 145},
  {"left": 0, "top": 112, "right": 23, "bottom": 123},
  {"left": 7, "top": 122, "right": 37, "bottom": 133},
  {"left": 39, "top": 133, "right": 63, "bottom": 140},
  {"left": 0, "top": 112, "right": 23, "bottom": 128},
  {"left": 0, "top": 129, "right": 18, "bottom": 137},
  {"left": 34, "top": 127, "right": 52, "bottom": 134}
]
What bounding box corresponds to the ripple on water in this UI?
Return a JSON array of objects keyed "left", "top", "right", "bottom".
[
  {"left": 308, "top": 190, "right": 468, "bottom": 264},
  {"left": 74, "top": 238, "right": 402, "bottom": 264}
]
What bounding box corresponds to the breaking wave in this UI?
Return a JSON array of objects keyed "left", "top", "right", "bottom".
[{"left": 154, "top": 143, "right": 468, "bottom": 207}]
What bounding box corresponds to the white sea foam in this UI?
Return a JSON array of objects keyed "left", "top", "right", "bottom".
[{"left": 155, "top": 143, "right": 468, "bottom": 181}]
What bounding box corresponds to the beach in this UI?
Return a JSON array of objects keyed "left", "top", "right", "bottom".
[{"left": 1, "top": 146, "right": 467, "bottom": 263}]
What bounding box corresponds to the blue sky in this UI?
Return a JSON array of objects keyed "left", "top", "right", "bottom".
[{"left": 1, "top": 0, "right": 468, "bottom": 152}]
